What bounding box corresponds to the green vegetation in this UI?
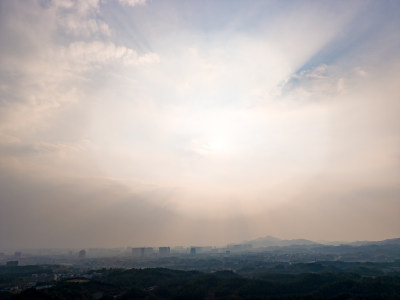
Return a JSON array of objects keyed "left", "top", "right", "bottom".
[{"left": 1, "top": 265, "right": 399, "bottom": 299}]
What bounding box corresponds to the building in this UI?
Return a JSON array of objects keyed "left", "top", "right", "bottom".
[
  {"left": 131, "top": 247, "right": 142, "bottom": 257},
  {"left": 171, "top": 246, "right": 186, "bottom": 254},
  {"left": 190, "top": 247, "right": 196, "bottom": 255},
  {"left": 6, "top": 261, "right": 18, "bottom": 266},
  {"left": 132, "top": 247, "right": 142, "bottom": 257},
  {"left": 141, "top": 247, "right": 154, "bottom": 257},
  {"left": 132, "top": 247, "right": 154, "bottom": 257},
  {"left": 195, "top": 246, "right": 214, "bottom": 254},
  {"left": 227, "top": 244, "right": 252, "bottom": 252},
  {"left": 78, "top": 249, "right": 86, "bottom": 259},
  {"left": 159, "top": 247, "right": 170, "bottom": 256}
]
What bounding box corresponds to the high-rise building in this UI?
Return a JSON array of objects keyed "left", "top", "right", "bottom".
[
  {"left": 132, "top": 247, "right": 142, "bottom": 257},
  {"left": 190, "top": 247, "right": 196, "bottom": 255},
  {"left": 132, "top": 247, "right": 154, "bottom": 257},
  {"left": 141, "top": 247, "right": 153, "bottom": 257},
  {"left": 159, "top": 247, "right": 170, "bottom": 256},
  {"left": 78, "top": 249, "right": 86, "bottom": 259}
]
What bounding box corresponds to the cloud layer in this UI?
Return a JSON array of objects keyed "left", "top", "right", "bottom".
[{"left": 0, "top": 0, "right": 399, "bottom": 248}]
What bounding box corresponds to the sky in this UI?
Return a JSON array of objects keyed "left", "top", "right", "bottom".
[{"left": 0, "top": 0, "right": 399, "bottom": 249}]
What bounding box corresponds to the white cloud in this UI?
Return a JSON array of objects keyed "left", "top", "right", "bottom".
[
  {"left": 63, "top": 41, "right": 159, "bottom": 67},
  {"left": 58, "top": 15, "right": 111, "bottom": 37},
  {"left": 51, "top": 0, "right": 75, "bottom": 9},
  {"left": 1, "top": 0, "right": 399, "bottom": 247},
  {"left": 118, "top": 0, "right": 147, "bottom": 7},
  {"left": 51, "top": 0, "right": 111, "bottom": 36},
  {"left": 51, "top": 0, "right": 101, "bottom": 14},
  {"left": 0, "top": 1, "right": 159, "bottom": 183}
]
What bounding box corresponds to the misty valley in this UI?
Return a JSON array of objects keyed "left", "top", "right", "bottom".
[{"left": 1, "top": 237, "right": 400, "bottom": 299}]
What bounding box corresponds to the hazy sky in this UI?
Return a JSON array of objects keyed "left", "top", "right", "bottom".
[{"left": 0, "top": 0, "right": 399, "bottom": 249}]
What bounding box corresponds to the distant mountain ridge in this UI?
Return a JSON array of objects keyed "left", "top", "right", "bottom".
[
  {"left": 244, "top": 236, "right": 319, "bottom": 248},
  {"left": 244, "top": 236, "right": 400, "bottom": 249}
]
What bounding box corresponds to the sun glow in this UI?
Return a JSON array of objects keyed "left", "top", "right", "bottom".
[
  {"left": 185, "top": 136, "right": 230, "bottom": 156},
  {"left": 208, "top": 138, "right": 226, "bottom": 152}
]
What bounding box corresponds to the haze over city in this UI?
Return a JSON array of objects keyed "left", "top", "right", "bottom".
[{"left": 0, "top": 0, "right": 399, "bottom": 249}]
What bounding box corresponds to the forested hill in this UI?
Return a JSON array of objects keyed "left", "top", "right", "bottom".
[{"left": 1, "top": 265, "right": 400, "bottom": 299}]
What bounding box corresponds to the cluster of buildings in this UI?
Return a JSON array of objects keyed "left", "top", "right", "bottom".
[
  {"left": 129, "top": 245, "right": 241, "bottom": 258},
  {"left": 1, "top": 244, "right": 256, "bottom": 265},
  {"left": 2, "top": 251, "right": 22, "bottom": 266},
  {"left": 131, "top": 247, "right": 171, "bottom": 257}
]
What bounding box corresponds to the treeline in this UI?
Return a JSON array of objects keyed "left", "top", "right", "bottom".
[{"left": 2, "top": 267, "right": 400, "bottom": 299}]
